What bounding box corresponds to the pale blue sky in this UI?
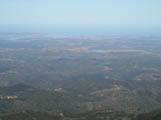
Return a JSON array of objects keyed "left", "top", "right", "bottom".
[{"left": 0, "top": 0, "right": 161, "bottom": 27}]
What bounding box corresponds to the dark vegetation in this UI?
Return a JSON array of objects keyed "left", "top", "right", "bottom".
[{"left": 0, "top": 33, "right": 161, "bottom": 119}]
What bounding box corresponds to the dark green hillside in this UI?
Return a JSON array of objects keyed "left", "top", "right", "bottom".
[{"left": 0, "top": 34, "right": 161, "bottom": 119}]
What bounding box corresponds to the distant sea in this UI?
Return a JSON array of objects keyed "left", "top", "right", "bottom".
[{"left": 0, "top": 24, "right": 161, "bottom": 36}]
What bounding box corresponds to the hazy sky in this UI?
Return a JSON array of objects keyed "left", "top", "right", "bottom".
[{"left": 1, "top": 0, "right": 161, "bottom": 27}]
